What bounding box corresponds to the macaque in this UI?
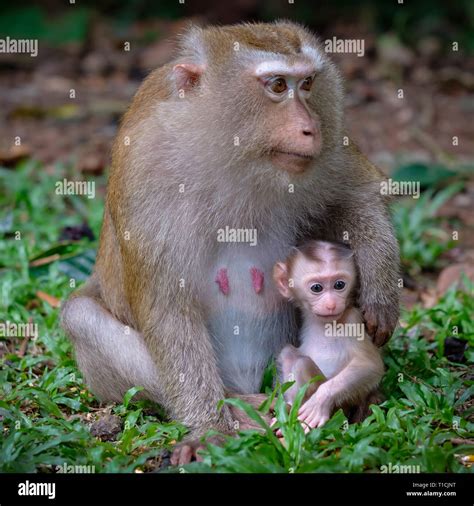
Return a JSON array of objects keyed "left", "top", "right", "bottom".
[
  {"left": 274, "top": 241, "right": 385, "bottom": 430},
  {"left": 61, "top": 22, "right": 399, "bottom": 463}
]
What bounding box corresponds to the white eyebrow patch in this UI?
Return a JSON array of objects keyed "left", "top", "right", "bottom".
[
  {"left": 254, "top": 60, "right": 317, "bottom": 77},
  {"left": 254, "top": 60, "right": 292, "bottom": 76}
]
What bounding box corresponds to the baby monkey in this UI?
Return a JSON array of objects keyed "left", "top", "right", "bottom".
[{"left": 273, "top": 240, "right": 384, "bottom": 430}]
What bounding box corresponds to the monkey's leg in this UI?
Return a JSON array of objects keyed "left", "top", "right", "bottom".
[
  {"left": 277, "top": 344, "right": 302, "bottom": 379},
  {"left": 61, "top": 295, "right": 162, "bottom": 404},
  {"left": 273, "top": 347, "right": 326, "bottom": 436},
  {"left": 63, "top": 294, "right": 231, "bottom": 466},
  {"left": 347, "top": 388, "right": 384, "bottom": 423},
  {"left": 277, "top": 345, "right": 301, "bottom": 404},
  {"left": 292, "top": 356, "right": 325, "bottom": 403},
  {"left": 277, "top": 345, "right": 325, "bottom": 404}
]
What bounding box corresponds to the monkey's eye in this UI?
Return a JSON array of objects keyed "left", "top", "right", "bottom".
[
  {"left": 334, "top": 280, "right": 346, "bottom": 290},
  {"left": 268, "top": 77, "right": 287, "bottom": 94},
  {"left": 310, "top": 283, "right": 323, "bottom": 293},
  {"left": 301, "top": 75, "right": 314, "bottom": 92}
]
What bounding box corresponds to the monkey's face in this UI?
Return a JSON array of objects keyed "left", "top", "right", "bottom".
[
  {"left": 172, "top": 23, "right": 343, "bottom": 177},
  {"left": 274, "top": 247, "right": 356, "bottom": 320},
  {"left": 293, "top": 260, "right": 355, "bottom": 320},
  {"left": 291, "top": 256, "right": 356, "bottom": 319},
  {"left": 256, "top": 71, "right": 322, "bottom": 175}
]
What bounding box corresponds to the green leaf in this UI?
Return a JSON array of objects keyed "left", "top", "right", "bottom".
[
  {"left": 123, "top": 386, "right": 144, "bottom": 409},
  {"left": 392, "top": 163, "right": 457, "bottom": 188},
  {"left": 224, "top": 397, "right": 282, "bottom": 449}
]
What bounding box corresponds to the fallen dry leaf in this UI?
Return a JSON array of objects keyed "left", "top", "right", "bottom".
[
  {"left": 420, "top": 287, "right": 439, "bottom": 308},
  {"left": 436, "top": 263, "right": 474, "bottom": 296},
  {"left": 0, "top": 144, "right": 31, "bottom": 166},
  {"left": 36, "top": 290, "right": 61, "bottom": 308},
  {"left": 30, "top": 254, "right": 60, "bottom": 267}
]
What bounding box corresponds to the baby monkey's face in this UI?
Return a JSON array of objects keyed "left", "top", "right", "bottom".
[
  {"left": 273, "top": 241, "right": 357, "bottom": 321},
  {"left": 290, "top": 255, "right": 356, "bottom": 319}
]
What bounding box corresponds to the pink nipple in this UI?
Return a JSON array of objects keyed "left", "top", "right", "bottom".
[
  {"left": 250, "top": 267, "right": 264, "bottom": 294},
  {"left": 215, "top": 268, "right": 230, "bottom": 295}
]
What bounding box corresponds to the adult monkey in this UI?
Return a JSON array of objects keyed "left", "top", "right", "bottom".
[{"left": 61, "top": 22, "right": 399, "bottom": 463}]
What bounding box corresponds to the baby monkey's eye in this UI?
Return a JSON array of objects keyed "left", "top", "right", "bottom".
[
  {"left": 310, "top": 283, "right": 323, "bottom": 293},
  {"left": 268, "top": 77, "right": 287, "bottom": 94},
  {"left": 301, "top": 75, "right": 314, "bottom": 91},
  {"left": 334, "top": 280, "right": 346, "bottom": 290}
]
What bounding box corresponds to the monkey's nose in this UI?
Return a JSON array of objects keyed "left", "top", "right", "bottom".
[
  {"left": 299, "top": 119, "right": 321, "bottom": 155},
  {"left": 301, "top": 122, "right": 317, "bottom": 137}
]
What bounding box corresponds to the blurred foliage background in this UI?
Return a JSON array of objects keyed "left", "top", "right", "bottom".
[{"left": 0, "top": 0, "right": 473, "bottom": 50}]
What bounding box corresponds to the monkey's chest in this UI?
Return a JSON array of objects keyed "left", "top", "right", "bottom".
[
  {"left": 203, "top": 243, "right": 286, "bottom": 320},
  {"left": 300, "top": 337, "right": 352, "bottom": 379},
  {"left": 202, "top": 243, "right": 295, "bottom": 393}
]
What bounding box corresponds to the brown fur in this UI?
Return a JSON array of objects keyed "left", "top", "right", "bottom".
[{"left": 61, "top": 21, "right": 400, "bottom": 457}]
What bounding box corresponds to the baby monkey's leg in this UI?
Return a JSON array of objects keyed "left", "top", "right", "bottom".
[{"left": 277, "top": 345, "right": 326, "bottom": 404}]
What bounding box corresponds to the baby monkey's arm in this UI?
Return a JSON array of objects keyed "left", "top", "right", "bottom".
[{"left": 298, "top": 345, "right": 384, "bottom": 430}]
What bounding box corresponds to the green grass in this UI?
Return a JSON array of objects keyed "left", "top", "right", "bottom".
[
  {"left": 179, "top": 283, "right": 474, "bottom": 473},
  {"left": 1, "top": 161, "right": 473, "bottom": 473},
  {"left": 391, "top": 184, "right": 463, "bottom": 276}
]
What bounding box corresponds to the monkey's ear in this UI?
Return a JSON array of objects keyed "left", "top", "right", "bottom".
[
  {"left": 173, "top": 63, "right": 205, "bottom": 92},
  {"left": 273, "top": 262, "right": 291, "bottom": 299}
]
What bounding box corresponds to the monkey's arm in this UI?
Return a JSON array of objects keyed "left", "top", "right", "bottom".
[
  {"left": 321, "top": 144, "right": 400, "bottom": 346},
  {"left": 298, "top": 350, "right": 383, "bottom": 429}
]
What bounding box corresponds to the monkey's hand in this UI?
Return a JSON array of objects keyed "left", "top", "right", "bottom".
[
  {"left": 362, "top": 302, "right": 399, "bottom": 347},
  {"left": 297, "top": 386, "right": 332, "bottom": 432}
]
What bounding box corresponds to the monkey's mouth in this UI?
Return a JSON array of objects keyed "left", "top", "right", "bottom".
[
  {"left": 271, "top": 150, "right": 314, "bottom": 160},
  {"left": 270, "top": 150, "right": 315, "bottom": 174},
  {"left": 314, "top": 311, "right": 344, "bottom": 319}
]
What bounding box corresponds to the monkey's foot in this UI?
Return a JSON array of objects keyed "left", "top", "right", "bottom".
[
  {"left": 171, "top": 432, "right": 229, "bottom": 466},
  {"left": 170, "top": 434, "right": 226, "bottom": 466},
  {"left": 348, "top": 388, "right": 384, "bottom": 423},
  {"left": 170, "top": 439, "right": 206, "bottom": 466},
  {"left": 270, "top": 416, "right": 284, "bottom": 438},
  {"left": 170, "top": 440, "right": 205, "bottom": 466},
  {"left": 228, "top": 393, "right": 273, "bottom": 430}
]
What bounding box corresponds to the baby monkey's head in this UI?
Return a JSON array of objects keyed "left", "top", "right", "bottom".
[{"left": 273, "top": 240, "right": 357, "bottom": 320}]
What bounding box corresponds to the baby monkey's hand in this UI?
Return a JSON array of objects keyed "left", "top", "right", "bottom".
[{"left": 298, "top": 385, "right": 333, "bottom": 432}]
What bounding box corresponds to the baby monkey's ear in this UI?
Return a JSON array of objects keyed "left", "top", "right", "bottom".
[{"left": 273, "top": 262, "right": 292, "bottom": 299}]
